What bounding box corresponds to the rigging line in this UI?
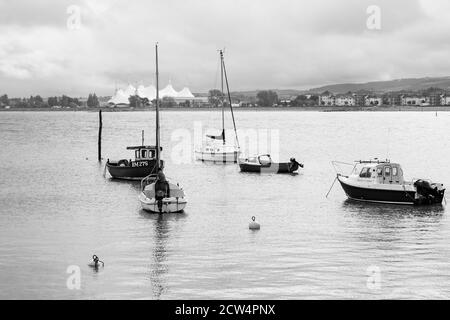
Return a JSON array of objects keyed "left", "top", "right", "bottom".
[{"left": 221, "top": 53, "right": 240, "bottom": 149}]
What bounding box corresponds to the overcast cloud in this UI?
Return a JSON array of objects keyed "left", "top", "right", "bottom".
[{"left": 1, "top": 0, "right": 450, "bottom": 97}]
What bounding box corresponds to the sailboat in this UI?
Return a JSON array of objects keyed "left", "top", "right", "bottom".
[
  {"left": 194, "top": 50, "right": 240, "bottom": 163},
  {"left": 139, "top": 43, "right": 187, "bottom": 213}
]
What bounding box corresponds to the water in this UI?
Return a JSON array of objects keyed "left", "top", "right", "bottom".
[{"left": 0, "top": 110, "right": 450, "bottom": 299}]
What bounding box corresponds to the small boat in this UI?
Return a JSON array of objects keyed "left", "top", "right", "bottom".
[
  {"left": 139, "top": 43, "right": 187, "bottom": 213},
  {"left": 239, "top": 154, "right": 303, "bottom": 173},
  {"left": 335, "top": 159, "right": 445, "bottom": 205},
  {"left": 139, "top": 175, "right": 187, "bottom": 213},
  {"left": 106, "top": 145, "right": 163, "bottom": 180},
  {"left": 195, "top": 50, "right": 240, "bottom": 163}
]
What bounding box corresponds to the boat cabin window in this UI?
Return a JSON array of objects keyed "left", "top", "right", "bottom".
[
  {"left": 141, "top": 149, "right": 148, "bottom": 159},
  {"left": 384, "top": 166, "right": 391, "bottom": 176},
  {"left": 359, "top": 167, "right": 372, "bottom": 178},
  {"left": 377, "top": 168, "right": 383, "bottom": 176},
  {"left": 392, "top": 167, "right": 398, "bottom": 176}
]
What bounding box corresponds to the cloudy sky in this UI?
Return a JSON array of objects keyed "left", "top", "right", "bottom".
[{"left": 1, "top": 0, "right": 450, "bottom": 97}]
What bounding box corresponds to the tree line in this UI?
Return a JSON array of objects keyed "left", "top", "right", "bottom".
[{"left": 0, "top": 93, "right": 101, "bottom": 108}]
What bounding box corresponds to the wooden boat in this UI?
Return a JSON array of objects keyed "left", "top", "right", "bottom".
[
  {"left": 106, "top": 145, "right": 163, "bottom": 180},
  {"left": 195, "top": 50, "right": 240, "bottom": 163},
  {"left": 239, "top": 154, "right": 303, "bottom": 173},
  {"left": 335, "top": 159, "right": 445, "bottom": 205},
  {"left": 139, "top": 43, "right": 187, "bottom": 213}
]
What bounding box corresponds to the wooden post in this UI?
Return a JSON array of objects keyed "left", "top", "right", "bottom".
[{"left": 98, "top": 110, "right": 102, "bottom": 162}]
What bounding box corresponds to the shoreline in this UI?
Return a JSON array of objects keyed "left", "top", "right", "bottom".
[{"left": 2, "top": 106, "right": 450, "bottom": 112}]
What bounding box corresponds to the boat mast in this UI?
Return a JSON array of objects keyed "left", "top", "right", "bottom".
[
  {"left": 221, "top": 52, "right": 240, "bottom": 149},
  {"left": 155, "top": 43, "right": 161, "bottom": 170},
  {"left": 220, "top": 50, "right": 225, "bottom": 145}
]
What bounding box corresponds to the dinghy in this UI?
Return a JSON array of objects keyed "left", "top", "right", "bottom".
[
  {"left": 334, "top": 159, "right": 445, "bottom": 205},
  {"left": 239, "top": 154, "right": 303, "bottom": 173}
]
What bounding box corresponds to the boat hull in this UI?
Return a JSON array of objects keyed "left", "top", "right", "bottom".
[
  {"left": 139, "top": 192, "right": 187, "bottom": 213},
  {"left": 239, "top": 162, "right": 299, "bottom": 173},
  {"left": 106, "top": 159, "right": 162, "bottom": 180},
  {"left": 338, "top": 178, "right": 415, "bottom": 204},
  {"left": 195, "top": 151, "right": 239, "bottom": 163}
]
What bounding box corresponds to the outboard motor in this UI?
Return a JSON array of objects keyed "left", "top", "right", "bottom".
[
  {"left": 290, "top": 157, "right": 304, "bottom": 168},
  {"left": 414, "top": 179, "right": 445, "bottom": 204}
]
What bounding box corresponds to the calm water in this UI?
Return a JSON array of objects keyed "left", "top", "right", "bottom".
[{"left": 1, "top": 110, "right": 450, "bottom": 299}]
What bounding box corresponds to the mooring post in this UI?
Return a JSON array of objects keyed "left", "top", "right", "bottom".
[{"left": 98, "top": 109, "right": 102, "bottom": 162}]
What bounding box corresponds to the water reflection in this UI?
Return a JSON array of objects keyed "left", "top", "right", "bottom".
[
  {"left": 342, "top": 199, "right": 445, "bottom": 218},
  {"left": 341, "top": 199, "right": 444, "bottom": 245},
  {"left": 139, "top": 210, "right": 186, "bottom": 299}
]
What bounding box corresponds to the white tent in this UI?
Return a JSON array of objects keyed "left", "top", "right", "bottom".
[
  {"left": 138, "top": 85, "right": 157, "bottom": 100},
  {"left": 108, "top": 89, "right": 130, "bottom": 105},
  {"left": 108, "top": 82, "right": 195, "bottom": 105},
  {"left": 177, "top": 87, "right": 195, "bottom": 98},
  {"left": 159, "top": 82, "right": 179, "bottom": 98},
  {"left": 123, "top": 84, "right": 137, "bottom": 97}
]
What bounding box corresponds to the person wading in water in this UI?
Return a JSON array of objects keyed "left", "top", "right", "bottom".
[{"left": 155, "top": 171, "right": 170, "bottom": 212}]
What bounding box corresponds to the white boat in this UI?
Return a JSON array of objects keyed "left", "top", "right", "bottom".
[
  {"left": 195, "top": 142, "right": 239, "bottom": 163},
  {"left": 195, "top": 50, "right": 240, "bottom": 163},
  {"left": 139, "top": 43, "right": 187, "bottom": 213},
  {"left": 139, "top": 179, "right": 187, "bottom": 213},
  {"left": 333, "top": 159, "right": 445, "bottom": 205}
]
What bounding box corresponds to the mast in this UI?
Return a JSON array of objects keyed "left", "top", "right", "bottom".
[
  {"left": 155, "top": 43, "right": 161, "bottom": 169},
  {"left": 221, "top": 52, "right": 240, "bottom": 149},
  {"left": 220, "top": 50, "right": 225, "bottom": 144}
]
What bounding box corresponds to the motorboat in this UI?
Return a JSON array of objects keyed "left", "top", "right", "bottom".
[
  {"left": 334, "top": 159, "right": 445, "bottom": 205},
  {"left": 106, "top": 145, "right": 163, "bottom": 180},
  {"left": 239, "top": 154, "right": 303, "bottom": 173},
  {"left": 139, "top": 43, "right": 187, "bottom": 213},
  {"left": 195, "top": 50, "right": 240, "bottom": 163}
]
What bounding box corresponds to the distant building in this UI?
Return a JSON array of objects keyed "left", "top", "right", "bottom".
[
  {"left": 440, "top": 95, "right": 450, "bottom": 105},
  {"left": 401, "top": 95, "right": 422, "bottom": 106},
  {"left": 335, "top": 94, "right": 355, "bottom": 106},
  {"left": 319, "top": 94, "right": 335, "bottom": 106},
  {"left": 365, "top": 96, "right": 382, "bottom": 106}
]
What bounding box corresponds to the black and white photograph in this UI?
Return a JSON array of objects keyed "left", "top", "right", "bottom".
[{"left": 1, "top": 0, "right": 450, "bottom": 306}]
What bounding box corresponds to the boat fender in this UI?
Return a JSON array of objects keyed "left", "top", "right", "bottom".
[
  {"left": 88, "top": 254, "right": 104, "bottom": 268},
  {"left": 249, "top": 216, "right": 260, "bottom": 230}
]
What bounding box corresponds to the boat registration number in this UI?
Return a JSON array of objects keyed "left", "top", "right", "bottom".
[{"left": 132, "top": 161, "right": 149, "bottom": 167}]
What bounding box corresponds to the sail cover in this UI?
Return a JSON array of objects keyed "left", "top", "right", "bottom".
[{"left": 206, "top": 129, "right": 225, "bottom": 140}]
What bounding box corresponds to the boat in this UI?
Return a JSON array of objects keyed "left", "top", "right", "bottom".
[
  {"left": 139, "top": 43, "right": 187, "bottom": 213},
  {"left": 239, "top": 154, "right": 303, "bottom": 173},
  {"left": 334, "top": 159, "right": 445, "bottom": 205},
  {"left": 194, "top": 50, "right": 240, "bottom": 163},
  {"left": 106, "top": 145, "right": 163, "bottom": 180}
]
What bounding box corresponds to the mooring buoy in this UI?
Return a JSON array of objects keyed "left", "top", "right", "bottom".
[
  {"left": 249, "top": 216, "right": 260, "bottom": 230},
  {"left": 88, "top": 254, "right": 104, "bottom": 268}
]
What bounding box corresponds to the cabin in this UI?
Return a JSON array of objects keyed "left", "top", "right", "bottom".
[
  {"left": 354, "top": 162, "right": 405, "bottom": 185},
  {"left": 126, "top": 145, "right": 162, "bottom": 160}
]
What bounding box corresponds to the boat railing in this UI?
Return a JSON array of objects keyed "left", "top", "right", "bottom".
[
  {"left": 141, "top": 174, "right": 157, "bottom": 191},
  {"left": 355, "top": 158, "right": 390, "bottom": 164}
]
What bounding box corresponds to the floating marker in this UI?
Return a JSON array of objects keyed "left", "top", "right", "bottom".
[
  {"left": 249, "top": 216, "right": 260, "bottom": 230},
  {"left": 88, "top": 254, "right": 104, "bottom": 268}
]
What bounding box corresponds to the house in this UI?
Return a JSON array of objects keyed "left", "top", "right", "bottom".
[
  {"left": 319, "top": 94, "right": 335, "bottom": 106},
  {"left": 365, "top": 96, "right": 382, "bottom": 106},
  {"left": 441, "top": 95, "right": 450, "bottom": 105},
  {"left": 401, "top": 95, "right": 421, "bottom": 106},
  {"left": 335, "top": 94, "right": 355, "bottom": 106}
]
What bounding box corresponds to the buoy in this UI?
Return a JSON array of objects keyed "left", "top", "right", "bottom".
[
  {"left": 88, "top": 254, "right": 104, "bottom": 268},
  {"left": 249, "top": 216, "right": 260, "bottom": 230}
]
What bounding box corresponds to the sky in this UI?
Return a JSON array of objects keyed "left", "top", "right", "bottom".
[{"left": 1, "top": 0, "right": 450, "bottom": 97}]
